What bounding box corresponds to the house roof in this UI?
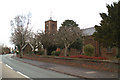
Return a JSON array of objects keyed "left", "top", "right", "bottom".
[
  {"left": 81, "top": 27, "right": 96, "bottom": 36},
  {"left": 22, "top": 42, "right": 34, "bottom": 51}
]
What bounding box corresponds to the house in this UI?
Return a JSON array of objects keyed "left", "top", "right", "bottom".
[
  {"left": 82, "top": 27, "right": 117, "bottom": 58},
  {"left": 22, "top": 42, "right": 34, "bottom": 54}
]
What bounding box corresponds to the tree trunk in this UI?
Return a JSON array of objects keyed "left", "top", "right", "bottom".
[
  {"left": 64, "top": 47, "right": 67, "bottom": 56},
  {"left": 44, "top": 48, "right": 47, "bottom": 56},
  {"left": 64, "top": 44, "right": 70, "bottom": 56},
  {"left": 20, "top": 46, "right": 23, "bottom": 58},
  {"left": 117, "top": 47, "right": 120, "bottom": 58},
  {"left": 82, "top": 37, "right": 85, "bottom": 54},
  {"left": 20, "top": 51, "right": 23, "bottom": 58},
  {"left": 99, "top": 43, "right": 101, "bottom": 57}
]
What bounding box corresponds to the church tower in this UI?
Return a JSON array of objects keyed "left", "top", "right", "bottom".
[{"left": 45, "top": 17, "right": 57, "bottom": 34}]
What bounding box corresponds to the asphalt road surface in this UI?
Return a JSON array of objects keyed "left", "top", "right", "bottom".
[
  {"left": 0, "top": 54, "right": 86, "bottom": 80},
  {"left": 0, "top": 55, "right": 28, "bottom": 79}
]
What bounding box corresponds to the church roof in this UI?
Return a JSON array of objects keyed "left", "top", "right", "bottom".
[{"left": 81, "top": 27, "right": 96, "bottom": 36}]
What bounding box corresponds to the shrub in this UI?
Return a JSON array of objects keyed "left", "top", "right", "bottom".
[
  {"left": 84, "top": 44, "right": 95, "bottom": 56},
  {"left": 38, "top": 50, "right": 44, "bottom": 55},
  {"left": 51, "top": 51, "right": 60, "bottom": 56},
  {"left": 67, "top": 54, "right": 70, "bottom": 56}
]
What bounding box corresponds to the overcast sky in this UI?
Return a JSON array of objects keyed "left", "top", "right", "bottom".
[{"left": 0, "top": 0, "right": 118, "bottom": 47}]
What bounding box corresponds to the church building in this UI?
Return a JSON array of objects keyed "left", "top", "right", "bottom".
[{"left": 44, "top": 17, "right": 117, "bottom": 58}]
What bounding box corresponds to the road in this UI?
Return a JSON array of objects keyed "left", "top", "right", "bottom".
[
  {"left": 0, "top": 54, "right": 85, "bottom": 80},
  {"left": 0, "top": 55, "right": 28, "bottom": 79}
]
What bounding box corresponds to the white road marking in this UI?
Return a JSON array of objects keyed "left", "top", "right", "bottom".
[
  {"left": 85, "top": 71, "right": 97, "bottom": 74},
  {"left": 16, "top": 71, "right": 30, "bottom": 79},
  {"left": 5, "top": 64, "right": 31, "bottom": 79},
  {"left": 5, "top": 64, "right": 13, "bottom": 70}
]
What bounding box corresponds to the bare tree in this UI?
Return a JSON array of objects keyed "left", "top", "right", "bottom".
[
  {"left": 55, "top": 27, "right": 82, "bottom": 56},
  {"left": 36, "top": 30, "right": 55, "bottom": 56},
  {"left": 36, "top": 27, "right": 82, "bottom": 56},
  {"left": 27, "top": 31, "right": 41, "bottom": 53},
  {"left": 10, "top": 13, "right": 32, "bottom": 57}
]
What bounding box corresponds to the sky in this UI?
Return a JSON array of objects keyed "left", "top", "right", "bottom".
[{"left": 0, "top": 0, "right": 118, "bottom": 48}]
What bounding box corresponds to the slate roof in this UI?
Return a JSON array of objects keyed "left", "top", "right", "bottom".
[{"left": 81, "top": 27, "right": 96, "bottom": 36}]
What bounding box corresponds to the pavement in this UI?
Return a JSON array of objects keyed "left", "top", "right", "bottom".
[
  {"left": 2, "top": 63, "right": 28, "bottom": 78},
  {"left": 12, "top": 55, "right": 119, "bottom": 80},
  {"left": 2, "top": 54, "right": 78, "bottom": 79},
  {"left": 0, "top": 55, "right": 28, "bottom": 79}
]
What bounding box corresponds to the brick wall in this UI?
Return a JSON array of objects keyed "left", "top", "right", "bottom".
[
  {"left": 101, "top": 47, "right": 117, "bottom": 58},
  {"left": 45, "top": 20, "right": 57, "bottom": 34},
  {"left": 60, "top": 48, "right": 81, "bottom": 56},
  {"left": 83, "top": 35, "right": 117, "bottom": 57}
]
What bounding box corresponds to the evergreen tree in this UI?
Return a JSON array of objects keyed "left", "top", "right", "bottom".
[
  {"left": 93, "top": 1, "right": 120, "bottom": 57},
  {"left": 61, "top": 20, "right": 78, "bottom": 27}
]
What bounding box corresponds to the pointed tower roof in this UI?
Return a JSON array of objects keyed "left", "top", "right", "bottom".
[{"left": 49, "top": 11, "right": 52, "bottom": 20}]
